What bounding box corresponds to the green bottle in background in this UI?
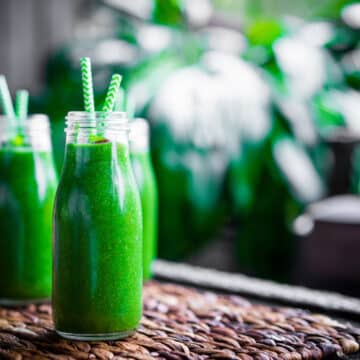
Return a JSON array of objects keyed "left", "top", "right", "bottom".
[
  {"left": 0, "top": 115, "right": 58, "bottom": 304},
  {"left": 130, "top": 118, "right": 158, "bottom": 280}
]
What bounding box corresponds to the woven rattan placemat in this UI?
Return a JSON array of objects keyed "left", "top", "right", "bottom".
[{"left": 0, "top": 281, "right": 359, "bottom": 359}]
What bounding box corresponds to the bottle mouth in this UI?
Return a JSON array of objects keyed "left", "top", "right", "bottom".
[
  {"left": 0, "top": 114, "right": 52, "bottom": 150},
  {"left": 66, "top": 111, "right": 129, "bottom": 131},
  {"left": 0, "top": 114, "right": 50, "bottom": 132},
  {"left": 67, "top": 111, "right": 128, "bottom": 120}
]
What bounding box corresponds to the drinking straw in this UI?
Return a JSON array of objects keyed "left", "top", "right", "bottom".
[
  {"left": 102, "top": 74, "right": 122, "bottom": 114},
  {"left": 0, "top": 75, "right": 16, "bottom": 120},
  {"left": 114, "top": 87, "right": 136, "bottom": 119},
  {"left": 114, "top": 87, "right": 126, "bottom": 112},
  {"left": 126, "top": 96, "right": 136, "bottom": 120},
  {"left": 80, "top": 57, "right": 95, "bottom": 113},
  {"left": 15, "top": 90, "right": 29, "bottom": 120}
]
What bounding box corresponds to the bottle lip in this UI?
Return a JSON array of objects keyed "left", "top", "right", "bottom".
[
  {"left": 66, "top": 111, "right": 128, "bottom": 120},
  {"left": 64, "top": 111, "right": 129, "bottom": 136},
  {"left": 66, "top": 111, "right": 129, "bottom": 130},
  {"left": 0, "top": 114, "right": 50, "bottom": 130}
]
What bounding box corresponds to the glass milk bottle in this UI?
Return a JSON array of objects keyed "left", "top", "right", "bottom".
[
  {"left": 0, "top": 115, "right": 58, "bottom": 304},
  {"left": 130, "top": 118, "right": 158, "bottom": 280},
  {"left": 53, "top": 112, "right": 143, "bottom": 340}
]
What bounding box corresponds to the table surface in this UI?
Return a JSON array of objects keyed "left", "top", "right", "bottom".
[
  {"left": 153, "top": 261, "right": 360, "bottom": 322},
  {"left": 154, "top": 261, "right": 360, "bottom": 360},
  {"left": 0, "top": 261, "right": 359, "bottom": 360}
]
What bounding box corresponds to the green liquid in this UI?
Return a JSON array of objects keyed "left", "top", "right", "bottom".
[
  {"left": 131, "top": 151, "right": 158, "bottom": 280},
  {"left": 0, "top": 147, "right": 57, "bottom": 301},
  {"left": 53, "top": 141, "right": 143, "bottom": 335}
]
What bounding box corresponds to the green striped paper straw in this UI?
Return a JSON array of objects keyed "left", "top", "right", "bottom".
[
  {"left": 0, "top": 75, "right": 16, "bottom": 120},
  {"left": 15, "top": 90, "right": 29, "bottom": 119},
  {"left": 80, "top": 57, "right": 95, "bottom": 113},
  {"left": 102, "top": 74, "right": 122, "bottom": 114}
]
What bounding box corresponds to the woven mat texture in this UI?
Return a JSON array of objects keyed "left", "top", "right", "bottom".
[{"left": 0, "top": 281, "right": 359, "bottom": 360}]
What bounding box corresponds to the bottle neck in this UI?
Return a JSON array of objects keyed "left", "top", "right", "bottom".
[
  {"left": 0, "top": 114, "right": 52, "bottom": 151},
  {"left": 129, "top": 118, "right": 151, "bottom": 153},
  {"left": 65, "top": 111, "right": 129, "bottom": 145}
]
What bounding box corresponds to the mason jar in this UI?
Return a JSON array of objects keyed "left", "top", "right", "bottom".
[
  {"left": 0, "top": 115, "right": 58, "bottom": 304},
  {"left": 129, "top": 118, "right": 158, "bottom": 280},
  {"left": 53, "top": 111, "right": 143, "bottom": 340}
]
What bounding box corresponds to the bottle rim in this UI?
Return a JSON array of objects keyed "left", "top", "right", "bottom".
[
  {"left": 0, "top": 114, "right": 50, "bottom": 131},
  {"left": 66, "top": 111, "right": 127, "bottom": 120},
  {"left": 66, "top": 111, "right": 129, "bottom": 131}
]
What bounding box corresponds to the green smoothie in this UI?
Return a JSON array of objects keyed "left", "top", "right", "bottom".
[
  {"left": 131, "top": 151, "right": 158, "bottom": 280},
  {"left": 53, "top": 141, "right": 143, "bottom": 338},
  {"left": 0, "top": 147, "right": 57, "bottom": 302}
]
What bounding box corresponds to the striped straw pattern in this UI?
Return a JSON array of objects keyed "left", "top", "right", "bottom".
[
  {"left": 80, "top": 57, "right": 95, "bottom": 113},
  {"left": 102, "top": 74, "right": 122, "bottom": 114},
  {"left": 15, "top": 90, "right": 29, "bottom": 119},
  {"left": 0, "top": 75, "right": 16, "bottom": 119}
]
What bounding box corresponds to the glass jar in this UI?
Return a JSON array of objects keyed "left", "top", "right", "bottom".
[
  {"left": 53, "top": 112, "right": 143, "bottom": 340},
  {"left": 0, "top": 115, "right": 58, "bottom": 304},
  {"left": 129, "top": 118, "right": 158, "bottom": 280}
]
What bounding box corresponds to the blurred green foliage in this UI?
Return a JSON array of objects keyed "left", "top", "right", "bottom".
[
  {"left": 214, "top": 0, "right": 357, "bottom": 21},
  {"left": 31, "top": 0, "right": 360, "bottom": 282}
]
